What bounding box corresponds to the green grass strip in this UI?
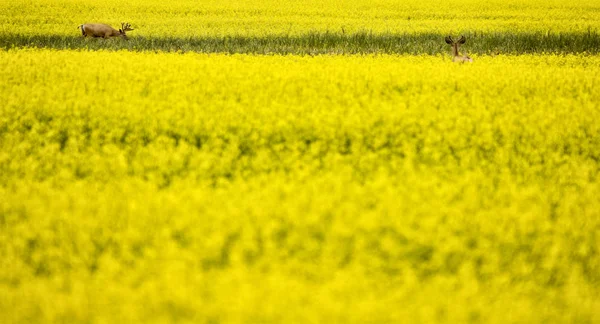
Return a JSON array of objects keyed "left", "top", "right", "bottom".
[{"left": 2, "top": 31, "right": 599, "bottom": 54}]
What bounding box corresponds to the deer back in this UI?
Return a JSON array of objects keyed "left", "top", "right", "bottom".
[{"left": 81, "top": 23, "right": 122, "bottom": 38}]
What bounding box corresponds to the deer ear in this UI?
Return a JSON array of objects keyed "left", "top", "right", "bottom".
[
  {"left": 445, "top": 36, "right": 453, "bottom": 44},
  {"left": 119, "top": 29, "right": 123, "bottom": 33},
  {"left": 458, "top": 36, "right": 466, "bottom": 44}
]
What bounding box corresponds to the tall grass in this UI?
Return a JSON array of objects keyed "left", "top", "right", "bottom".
[{"left": 2, "top": 31, "right": 599, "bottom": 54}]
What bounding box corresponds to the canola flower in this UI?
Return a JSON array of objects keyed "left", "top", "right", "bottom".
[
  {"left": 3, "top": 0, "right": 599, "bottom": 55},
  {"left": 1, "top": 49, "right": 599, "bottom": 322},
  {"left": 1, "top": 0, "right": 600, "bottom": 37}
]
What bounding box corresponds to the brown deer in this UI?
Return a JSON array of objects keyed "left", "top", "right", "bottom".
[
  {"left": 78, "top": 22, "right": 134, "bottom": 39},
  {"left": 445, "top": 36, "right": 473, "bottom": 63}
]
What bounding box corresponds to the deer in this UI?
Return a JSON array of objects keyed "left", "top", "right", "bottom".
[
  {"left": 78, "top": 22, "right": 134, "bottom": 39},
  {"left": 445, "top": 36, "right": 473, "bottom": 63}
]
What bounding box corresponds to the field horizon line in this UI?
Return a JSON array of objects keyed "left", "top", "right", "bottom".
[{"left": 2, "top": 31, "right": 599, "bottom": 55}]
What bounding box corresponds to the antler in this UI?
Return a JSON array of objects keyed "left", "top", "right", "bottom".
[{"left": 445, "top": 36, "right": 453, "bottom": 44}]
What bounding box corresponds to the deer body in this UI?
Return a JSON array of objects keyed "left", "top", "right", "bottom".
[
  {"left": 78, "top": 23, "right": 134, "bottom": 39},
  {"left": 445, "top": 36, "right": 473, "bottom": 63}
]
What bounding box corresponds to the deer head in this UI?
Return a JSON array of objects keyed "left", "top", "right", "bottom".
[
  {"left": 119, "top": 22, "right": 134, "bottom": 38},
  {"left": 445, "top": 36, "right": 472, "bottom": 62}
]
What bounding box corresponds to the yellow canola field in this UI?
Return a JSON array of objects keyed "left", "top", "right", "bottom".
[
  {"left": 1, "top": 0, "right": 600, "bottom": 37},
  {"left": 1, "top": 49, "right": 600, "bottom": 322}
]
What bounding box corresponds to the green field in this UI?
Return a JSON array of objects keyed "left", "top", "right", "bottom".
[{"left": 3, "top": 32, "right": 599, "bottom": 55}]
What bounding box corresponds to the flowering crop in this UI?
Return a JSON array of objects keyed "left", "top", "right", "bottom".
[
  {"left": 2, "top": 0, "right": 600, "bottom": 37},
  {"left": 1, "top": 49, "right": 599, "bottom": 322},
  {"left": 3, "top": 0, "right": 599, "bottom": 55}
]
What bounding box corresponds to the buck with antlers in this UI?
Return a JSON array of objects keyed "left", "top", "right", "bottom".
[
  {"left": 445, "top": 36, "right": 473, "bottom": 63},
  {"left": 78, "top": 22, "right": 134, "bottom": 39}
]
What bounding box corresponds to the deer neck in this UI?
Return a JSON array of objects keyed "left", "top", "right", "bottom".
[{"left": 452, "top": 44, "right": 459, "bottom": 57}]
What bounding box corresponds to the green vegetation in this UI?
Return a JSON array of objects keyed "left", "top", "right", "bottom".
[{"left": 2, "top": 31, "right": 599, "bottom": 54}]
